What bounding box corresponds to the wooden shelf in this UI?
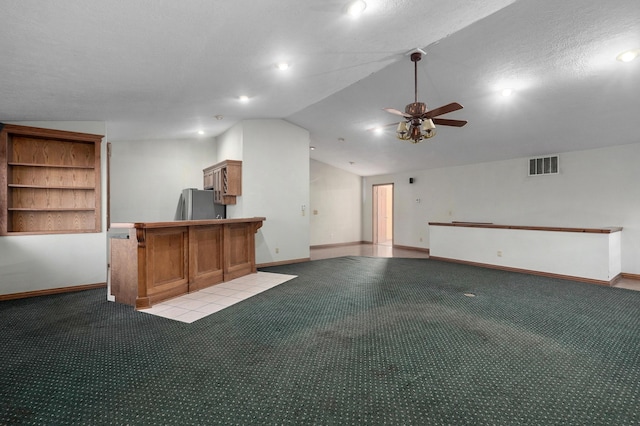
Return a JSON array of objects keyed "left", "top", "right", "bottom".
[
  {"left": 9, "top": 184, "right": 95, "bottom": 189},
  {"left": 8, "top": 162, "right": 95, "bottom": 169},
  {"left": 9, "top": 208, "right": 96, "bottom": 211}
]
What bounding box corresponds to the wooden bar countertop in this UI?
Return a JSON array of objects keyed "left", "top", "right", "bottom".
[{"left": 111, "top": 217, "right": 266, "bottom": 230}]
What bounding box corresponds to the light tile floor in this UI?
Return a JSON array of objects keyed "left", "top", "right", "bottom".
[{"left": 139, "top": 271, "right": 297, "bottom": 323}]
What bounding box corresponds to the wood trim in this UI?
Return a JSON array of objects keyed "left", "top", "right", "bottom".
[
  {"left": 622, "top": 273, "right": 640, "bottom": 281},
  {"left": 392, "top": 244, "right": 430, "bottom": 254},
  {"left": 258, "top": 257, "right": 310, "bottom": 268},
  {"left": 0, "top": 124, "right": 103, "bottom": 142},
  {"left": 94, "top": 138, "right": 102, "bottom": 232},
  {"left": 610, "top": 274, "right": 623, "bottom": 286},
  {"left": 310, "top": 241, "right": 368, "bottom": 249},
  {"left": 0, "top": 126, "right": 7, "bottom": 234},
  {"left": 106, "top": 142, "right": 111, "bottom": 230},
  {"left": 429, "top": 255, "right": 619, "bottom": 286},
  {"left": 0, "top": 282, "right": 106, "bottom": 301},
  {"left": 428, "top": 222, "right": 622, "bottom": 234}
]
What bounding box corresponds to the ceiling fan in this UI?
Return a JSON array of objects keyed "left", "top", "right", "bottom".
[{"left": 384, "top": 50, "right": 467, "bottom": 143}]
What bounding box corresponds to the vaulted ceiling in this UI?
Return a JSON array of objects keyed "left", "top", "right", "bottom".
[{"left": 1, "top": 0, "right": 638, "bottom": 176}]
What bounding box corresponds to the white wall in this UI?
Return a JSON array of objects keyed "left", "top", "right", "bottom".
[
  {"left": 215, "top": 123, "right": 243, "bottom": 163},
  {"left": 0, "top": 121, "right": 107, "bottom": 295},
  {"left": 217, "top": 119, "right": 310, "bottom": 264},
  {"left": 363, "top": 142, "right": 640, "bottom": 275},
  {"left": 309, "top": 159, "right": 362, "bottom": 246},
  {"left": 109, "top": 137, "right": 216, "bottom": 222}
]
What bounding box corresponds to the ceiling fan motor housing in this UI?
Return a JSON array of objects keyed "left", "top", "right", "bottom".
[{"left": 405, "top": 102, "right": 427, "bottom": 116}]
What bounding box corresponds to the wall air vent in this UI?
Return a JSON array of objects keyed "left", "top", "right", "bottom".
[{"left": 529, "top": 155, "right": 559, "bottom": 176}]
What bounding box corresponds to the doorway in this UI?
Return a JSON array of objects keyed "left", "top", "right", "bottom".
[{"left": 372, "top": 184, "right": 393, "bottom": 246}]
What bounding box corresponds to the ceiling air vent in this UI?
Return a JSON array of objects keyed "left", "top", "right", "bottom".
[{"left": 529, "top": 155, "right": 559, "bottom": 176}]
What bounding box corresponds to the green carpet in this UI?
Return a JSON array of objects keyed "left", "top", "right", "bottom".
[{"left": 1, "top": 257, "right": 639, "bottom": 425}]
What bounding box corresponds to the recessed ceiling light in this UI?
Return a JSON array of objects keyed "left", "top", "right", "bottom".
[
  {"left": 214, "top": 115, "right": 224, "bottom": 120},
  {"left": 239, "top": 95, "right": 250, "bottom": 102},
  {"left": 616, "top": 49, "right": 639, "bottom": 62},
  {"left": 197, "top": 130, "right": 205, "bottom": 135},
  {"left": 373, "top": 127, "right": 384, "bottom": 134},
  {"left": 276, "top": 62, "right": 290, "bottom": 71},
  {"left": 347, "top": 0, "right": 366, "bottom": 17},
  {"left": 310, "top": 146, "right": 316, "bottom": 150},
  {"left": 501, "top": 88, "right": 513, "bottom": 97}
]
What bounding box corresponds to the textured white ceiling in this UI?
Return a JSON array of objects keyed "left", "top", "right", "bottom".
[{"left": 1, "top": 0, "right": 638, "bottom": 176}]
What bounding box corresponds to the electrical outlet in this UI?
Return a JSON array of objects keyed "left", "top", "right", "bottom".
[
  {"left": 275, "top": 248, "right": 279, "bottom": 254},
  {"left": 419, "top": 237, "right": 423, "bottom": 242},
  {"left": 497, "top": 250, "right": 503, "bottom": 257}
]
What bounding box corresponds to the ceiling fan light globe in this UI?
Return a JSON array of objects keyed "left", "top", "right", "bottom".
[{"left": 422, "top": 119, "right": 436, "bottom": 131}]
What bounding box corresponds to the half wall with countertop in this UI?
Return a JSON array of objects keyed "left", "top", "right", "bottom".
[{"left": 429, "top": 222, "right": 622, "bottom": 285}]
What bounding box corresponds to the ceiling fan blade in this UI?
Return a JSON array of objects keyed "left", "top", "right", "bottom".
[
  {"left": 383, "top": 107, "right": 411, "bottom": 118},
  {"left": 424, "top": 102, "right": 463, "bottom": 119},
  {"left": 367, "top": 122, "right": 400, "bottom": 132},
  {"left": 432, "top": 118, "right": 468, "bottom": 127}
]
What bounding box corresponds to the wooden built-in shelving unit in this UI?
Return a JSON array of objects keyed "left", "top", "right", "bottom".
[{"left": 0, "top": 124, "right": 103, "bottom": 235}]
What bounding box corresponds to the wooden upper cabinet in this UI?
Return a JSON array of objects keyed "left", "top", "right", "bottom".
[
  {"left": 203, "top": 160, "right": 242, "bottom": 205},
  {"left": 0, "top": 123, "right": 103, "bottom": 235},
  {"left": 203, "top": 167, "right": 214, "bottom": 190}
]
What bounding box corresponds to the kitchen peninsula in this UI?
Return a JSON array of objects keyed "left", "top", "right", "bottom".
[{"left": 109, "top": 217, "right": 265, "bottom": 309}]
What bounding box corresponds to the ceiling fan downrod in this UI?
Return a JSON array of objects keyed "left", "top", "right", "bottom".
[{"left": 411, "top": 52, "right": 421, "bottom": 104}]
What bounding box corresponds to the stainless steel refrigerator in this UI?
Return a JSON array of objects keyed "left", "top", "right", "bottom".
[{"left": 175, "top": 188, "right": 226, "bottom": 220}]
